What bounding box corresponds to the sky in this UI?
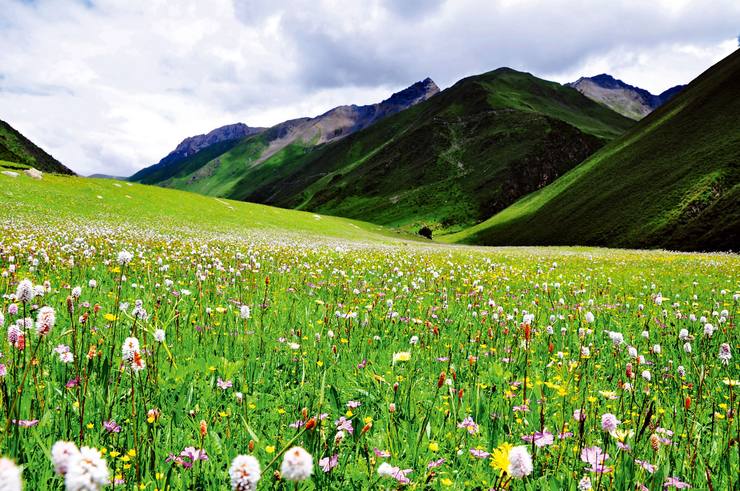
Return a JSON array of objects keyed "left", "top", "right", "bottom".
[{"left": 0, "top": 0, "right": 738, "bottom": 176}]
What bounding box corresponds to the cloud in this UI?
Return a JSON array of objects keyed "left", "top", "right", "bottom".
[{"left": 0, "top": 0, "right": 737, "bottom": 175}]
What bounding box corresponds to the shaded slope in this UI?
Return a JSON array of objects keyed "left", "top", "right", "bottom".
[
  {"left": 446, "top": 50, "right": 740, "bottom": 251},
  {"left": 0, "top": 119, "right": 74, "bottom": 174},
  {"left": 227, "top": 68, "right": 634, "bottom": 233}
]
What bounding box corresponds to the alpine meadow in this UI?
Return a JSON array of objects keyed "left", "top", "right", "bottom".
[{"left": 0, "top": 1, "right": 738, "bottom": 490}]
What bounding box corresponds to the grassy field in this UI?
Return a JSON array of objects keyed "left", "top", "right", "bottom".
[
  {"left": 0, "top": 167, "right": 416, "bottom": 244},
  {"left": 0, "top": 168, "right": 738, "bottom": 490}
]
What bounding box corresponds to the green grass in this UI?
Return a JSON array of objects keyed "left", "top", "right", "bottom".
[
  {"left": 445, "top": 50, "right": 740, "bottom": 251},
  {"left": 0, "top": 119, "right": 74, "bottom": 175},
  {"left": 0, "top": 169, "right": 737, "bottom": 490},
  {"left": 0, "top": 165, "right": 418, "bottom": 244}
]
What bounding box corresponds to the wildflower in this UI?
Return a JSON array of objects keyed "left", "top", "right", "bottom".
[
  {"left": 319, "top": 454, "right": 338, "bottom": 472},
  {"left": 0, "top": 457, "right": 22, "bottom": 491},
  {"left": 581, "top": 446, "right": 611, "bottom": 473},
  {"left": 427, "top": 458, "right": 445, "bottom": 469},
  {"left": 663, "top": 477, "right": 692, "bottom": 489},
  {"left": 121, "top": 337, "right": 140, "bottom": 361},
  {"left": 522, "top": 430, "right": 554, "bottom": 447},
  {"left": 51, "top": 441, "right": 80, "bottom": 475},
  {"left": 217, "top": 378, "right": 233, "bottom": 390},
  {"left": 153, "top": 329, "right": 166, "bottom": 343},
  {"left": 703, "top": 323, "right": 714, "bottom": 337},
  {"left": 718, "top": 343, "right": 731, "bottom": 365},
  {"left": 240, "top": 305, "right": 251, "bottom": 319},
  {"left": 507, "top": 446, "right": 533, "bottom": 478},
  {"left": 641, "top": 370, "right": 651, "bottom": 382},
  {"left": 36, "top": 306, "right": 55, "bottom": 336},
  {"left": 64, "top": 446, "right": 110, "bottom": 491},
  {"left": 280, "top": 446, "right": 313, "bottom": 482},
  {"left": 392, "top": 352, "right": 411, "bottom": 364},
  {"left": 608, "top": 331, "right": 624, "bottom": 345},
  {"left": 334, "top": 416, "right": 354, "bottom": 435},
  {"left": 578, "top": 476, "right": 592, "bottom": 490},
  {"left": 573, "top": 409, "right": 586, "bottom": 422},
  {"left": 584, "top": 312, "right": 595, "bottom": 323},
  {"left": 117, "top": 250, "right": 133, "bottom": 265},
  {"left": 229, "top": 455, "right": 261, "bottom": 491},
  {"left": 457, "top": 416, "right": 479, "bottom": 434},
  {"left": 103, "top": 420, "right": 121, "bottom": 433},
  {"left": 635, "top": 459, "right": 656, "bottom": 474},
  {"left": 601, "top": 413, "right": 620, "bottom": 432},
  {"left": 15, "top": 279, "right": 34, "bottom": 303},
  {"left": 470, "top": 448, "right": 490, "bottom": 458}
]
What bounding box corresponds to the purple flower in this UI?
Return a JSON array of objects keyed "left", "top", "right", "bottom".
[
  {"left": 457, "top": 416, "right": 479, "bottom": 434},
  {"left": 357, "top": 359, "right": 367, "bottom": 369},
  {"left": 663, "top": 477, "right": 691, "bottom": 489},
  {"left": 521, "top": 430, "right": 554, "bottom": 447},
  {"left": 335, "top": 416, "right": 354, "bottom": 435},
  {"left": 373, "top": 448, "right": 390, "bottom": 458},
  {"left": 319, "top": 454, "right": 338, "bottom": 472},
  {"left": 635, "top": 459, "right": 656, "bottom": 474},
  {"left": 346, "top": 400, "right": 362, "bottom": 409},
  {"left": 581, "top": 446, "right": 611, "bottom": 474},
  {"left": 217, "top": 378, "right": 232, "bottom": 390},
  {"left": 12, "top": 419, "right": 39, "bottom": 427},
  {"left": 513, "top": 405, "right": 529, "bottom": 413},
  {"left": 65, "top": 377, "right": 80, "bottom": 388},
  {"left": 103, "top": 420, "right": 121, "bottom": 433},
  {"left": 427, "top": 458, "right": 445, "bottom": 469},
  {"left": 469, "top": 448, "right": 490, "bottom": 458},
  {"left": 177, "top": 447, "right": 208, "bottom": 469}
]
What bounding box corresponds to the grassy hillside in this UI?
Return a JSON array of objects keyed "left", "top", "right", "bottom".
[
  {"left": 225, "top": 68, "right": 634, "bottom": 233},
  {"left": 0, "top": 119, "right": 74, "bottom": 174},
  {"left": 0, "top": 161, "right": 417, "bottom": 243},
  {"left": 445, "top": 50, "right": 740, "bottom": 251}
]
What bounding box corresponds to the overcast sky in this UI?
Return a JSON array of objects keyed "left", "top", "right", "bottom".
[{"left": 1, "top": 0, "right": 738, "bottom": 176}]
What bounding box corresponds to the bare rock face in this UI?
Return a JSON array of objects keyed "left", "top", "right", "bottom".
[
  {"left": 162, "top": 123, "right": 266, "bottom": 164},
  {"left": 568, "top": 74, "right": 684, "bottom": 120},
  {"left": 24, "top": 168, "right": 43, "bottom": 179}
]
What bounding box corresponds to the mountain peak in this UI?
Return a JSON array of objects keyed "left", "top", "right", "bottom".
[
  {"left": 568, "top": 74, "right": 685, "bottom": 120},
  {"left": 381, "top": 77, "right": 440, "bottom": 107}
]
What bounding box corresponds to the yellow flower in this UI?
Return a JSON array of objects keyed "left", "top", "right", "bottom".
[
  {"left": 429, "top": 442, "right": 439, "bottom": 452},
  {"left": 392, "top": 352, "right": 411, "bottom": 363},
  {"left": 265, "top": 445, "right": 276, "bottom": 454},
  {"left": 441, "top": 478, "right": 453, "bottom": 486},
  {"left": 104, "top": 313, "right": 117, "bottom": 322},
  {"left": 490, "top": 442, "right": 512, "bottom": 474},
  {"left": 127, "top": 449, "right": 136, "bottom": 457}
]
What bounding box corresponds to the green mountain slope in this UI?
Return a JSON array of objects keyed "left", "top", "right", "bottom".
[
  {"left": 0, "top": 161, "right": 415, "bottom": 243},
  {"left": 0, "top": 119, "right": 74, "bottom": 174},
  {"left": 226, "top": 68, "right": 634, "bottom": 233},
  {"left": 444, "top": 50, "right": 740, "bottom": 251}
]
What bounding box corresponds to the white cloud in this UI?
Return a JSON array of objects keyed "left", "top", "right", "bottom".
[{"left": 0, "top": 0, "right": 737, "bottom": 175}]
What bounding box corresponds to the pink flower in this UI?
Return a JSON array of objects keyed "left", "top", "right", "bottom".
[
  {"left": 601, "top": 413, "right": 620, "bottom": 432},
  {"left": 319, "top": 454, "right": 338, "bottom": 472},
  {"left": 663, "top": 477, "right": 691, "bottom": 489},
  {"left": 581, "top": 446, "right": 611, "bottom": 474}
]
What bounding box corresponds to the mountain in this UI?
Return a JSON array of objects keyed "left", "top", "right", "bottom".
[
  {"left": 219, "top": 68, "right": 634, "bottom": 233},
  {"left": 568, "top": 74, "right": 684, "bottom": 120},
  {"left": 129, "top": 123, "right": 265, "bottom": 184},
  {"left": 88, "top": 174, "right": 126, "bottom": 180},
  {"left": 0, "top": 119, "right": 74, "bottom": 174},
  {"left": 445, "top": 49, "right": 740, "bottom": 251},
  {"left": 130, "top": 78, "right": 440, "bottom": 190}
]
